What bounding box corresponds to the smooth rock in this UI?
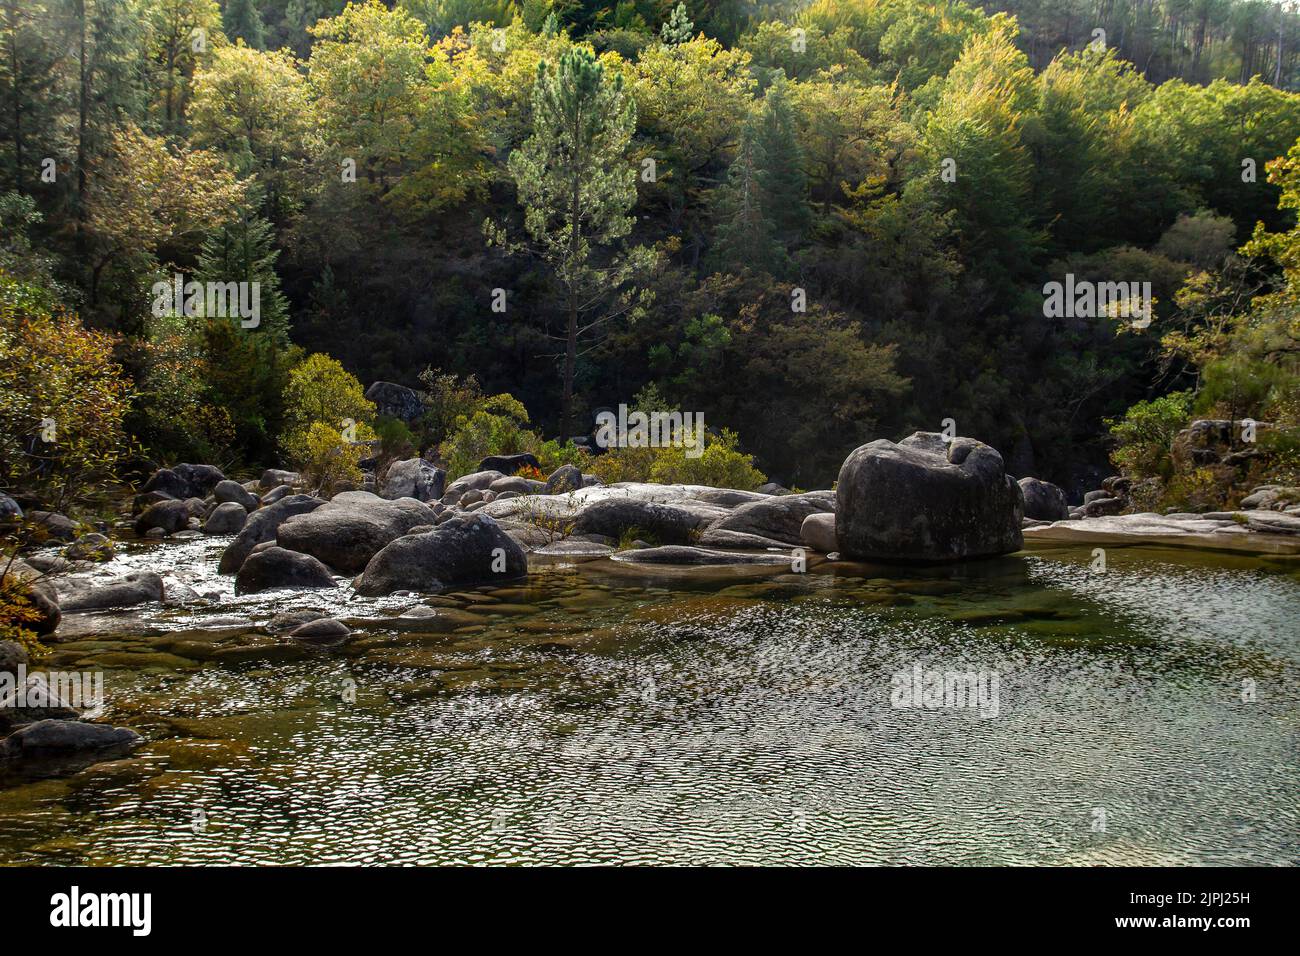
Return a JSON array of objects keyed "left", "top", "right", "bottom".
[
  {"left": 354, "top": 514, "right": 527, "bottom": 596},
  {"left": 235, "top": 547, "right": 338, "bottom": 594},
  {"left": 59, "top": 571, "right": 164, "bottom": 612},
  {"left": 260, "top": 469, "right": 300, "bottom": 489},
  {"left": 277, "top": 492, "right": 440, "bottom": 573},
  {"left": 706, "top": 491, "right": 835, "bottom": 545},
  {"left": 381, "top": 458, "right": 446, "bottom": 503},
  {"left": 219, "top": 494, "right": 324, "bottom": 574},
  {"left": 836, "top": 432, "right": 1023, "bottom": 562},
  {"left": 800, "top": 512, "right": 838, "bottom": 553},
  {"left": 0, "top": 719, "right": 141, "bottom": 759},
  {"left": 611, "top": 546, "right": 791, "bottom": 565},
  {"left": 204, "top": 501, "right": 248, "bottom": 535},
  {"left": 135, "top": 499, "right": 190, "bottom": 534},
  {"left": 1018, "top": 477, "right": 1070, "bottom": 521},
  {"left": 545, "top": 463, "right": 583, "bottom": 495},
  {"left": 214, "top": 479, "right": 259, "bottom": 511}
]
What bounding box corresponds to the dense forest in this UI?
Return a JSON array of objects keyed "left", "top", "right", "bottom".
[{"left": 2, "top": 0, "right": 1298, "bottom": 501}]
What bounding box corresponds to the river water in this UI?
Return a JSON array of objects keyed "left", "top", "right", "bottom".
[{"left": 1, "top": 536, "right": 1296, "bottom": 865}]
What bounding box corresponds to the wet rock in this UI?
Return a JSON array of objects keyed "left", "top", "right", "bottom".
[
  {"left": 545, "top": 463, "right": 583, "bottom": 495},
  {"left": 1018, "top": 477, "right": 1070, "bottom": 521},
  {"left": 203, "top": 501, "right": 248, "bottom": 535},
  {"left": 354, "top": 513, "right": 527, "bottom": 596},
  {"left": 533, "top": 539, "right": 616, "bottom": 557},
  {"left": 0, "top": 674, "right": 83, "bottom": 730},
  {"left": 235, "top": 546, "right": 337, "bottom": 594},
  {"left": 219, "top": 494, "right": 324, "bottom": 574},
  {"left": 161, "top": 583, "right": 202, "bottom": 606},
  {"left": 214, "top": 479, "right": 259, "bottom": 511},
  {"left": 836, "top": 432, "right": 1024, "bottom": 562},
  {"left": 381, "top": 458, "right": 446, "bottom": 503},
  {"left": 135, "top": 498, "right": 191, "bottom": 534},
  {"left": 479, "top": 453, "right": 540, "bottom": 475},
  {"left": 64, "top": 533, "right": 114, "bottom": 562},
  {"left": 59, "top": 571, "right": 165, "bottom": 612},
  {"left": 800, "top": 512, "right": 838, "bottom": 553},
  {"left": 266, "top": 610, "right": 328, "bottom": 634},
  {"left": 611, "top": 545, "right": 791, "bottom": 565},
  {"left": 276, "top": 491, "right": 440, "bottom": 574},
  {"left": 288, "top": 617, "right": 351, "bottom": 647},
  {"left": 0, "top": 719, "right": 141, "bottom": 760},
  {"left": 705, "top": 491, "right": 835, "bottom": 545}
]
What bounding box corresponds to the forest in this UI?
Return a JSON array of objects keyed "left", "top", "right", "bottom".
[{"left": 2, "top": 0, "right": 1299, "bottom": 501}]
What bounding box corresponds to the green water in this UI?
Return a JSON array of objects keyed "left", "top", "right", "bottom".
[{"left": 2, "top": 538, "right": 1297, "bottom": 865}]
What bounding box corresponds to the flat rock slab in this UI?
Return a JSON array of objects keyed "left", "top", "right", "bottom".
[
  {"left": 1023, "top": 513, "right": 1300, "bottom": 555},
  {"left": 611, "top": 546, "right": 792, "bottom": 566}
]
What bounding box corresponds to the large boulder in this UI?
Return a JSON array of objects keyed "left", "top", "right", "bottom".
[
  {"left": 479, "top": 453, "right": 541, "bottom": 475},
  {"left": 135, "top": 498, "right": 191, "bottom": 534},
  {"left": 354, "top": 514, "right": 527, "bottom": 596},
  {"left": 214, "top": 479, "right": 259, "bottom": 511},
  {"left": 0, "top": 494, "right": 23, "bottom": 524},
  {"left": 276, "top": 491, "right": 440, "bottom": 574},
  {"left": 836, "top": 432, "right": 1024, "bottom": 562},
  {"left": 204, "top": 501, "right": 249, "bottom": 535},
  {"left": 218, "top": 494, "right": 324, "bottom": 574},
  {"left": 24, "top": 511, "right": 76, "bottom": 542},
  {"left": 571, "top": 498, "right": 705, "bottom": 544},
  {"left": 0, "top": 719, "right": 141, "bottom": 760},
  {"left": 235, "top": 546, "right": 338, "bottom": 594},
  {"left": 545, "top": 463, "right": 583, "bottom": 495},
  {"left": 381, "top": 458, "right": 446, "bottom": 503},
  {"left": 704, "top": 491, "right": 835, "bottom": 546},
  {"left": 365, "top": 381, "right": 424, "bottom": 423},
  {"left": 1018, "top": 477, "right": 1070, "bottom": 521},
  {"left": 59, "top": 571, "right": 164, "bottom": 612}
]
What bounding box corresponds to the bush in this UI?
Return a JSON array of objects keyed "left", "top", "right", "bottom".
[
  {"left": 417, "top": 368, "right": 483, "bottom": 448},
  {"left": 0, "top": 575, "right": 46, "bottom": 662},
  {"left": 292, "top": 421, "right": 369, "bottom": 496},
  {"left": 589, "top": 428, "right": 767, "bottom": 490},
  {"left": 0, "top": 273, "right": 134, "bottom": 501},
  {"left": 439, "top": 393, "right": 590, "bottom": 478},
  {"left": 282, "top": 353, "right": 376, "bottom": 467},
  {"left": 1107, "top": 390, "right": 1193, "bottom": 479}
]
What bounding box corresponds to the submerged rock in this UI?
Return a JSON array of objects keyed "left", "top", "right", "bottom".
[
  {"left": 836, "top": 432, "right": 1024, "bottom": 562},
  {"left": 236, "top": 547, "right": 338, "bottom": 594},
  {"left": 0, "top": 719, "right": 141, "bottom": 759},
  {"left": 611, "top": 545, "right": 791, "bottom": 565},
  {"left": 288, "top": 617, "right": 352, "bottom": 647},
  {"left": 354, "top": 513, "right": 527, "bottom": 596}
]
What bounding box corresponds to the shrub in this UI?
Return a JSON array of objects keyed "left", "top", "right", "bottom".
[
  {"left": 589, "top": 428, "right": 767, "bottom": 490},
  {"left": 0, "top": 273, "right": 134, "bottom": 501},
  {"left": 1107, "top": 390, "right": 1193, "bottom": 480},
  {"left": 282, "top": 353, "right": 376, "bottom": 467},
  {"left": 0, "top": 575, "right": 46, "bottom": 662},
  {"left": 417, "top": 368, "right": 484, "bottom": 447},
  {"left": 292, "top": 421, "right": 368, "bottom": 496}
]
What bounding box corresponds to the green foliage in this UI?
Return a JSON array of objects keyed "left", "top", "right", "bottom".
[
  {"left": 660, "top": 3, "right": 692, "bottom": 44},
  {"left": 1107, "top": 391, "right": 1194, "bottom": 479},
  {"left": 0, "top": 576, "right": 46, "bottom": 662},
  {"left": 282, "top": 353, "right": 376, "bottom": 464},
  {"left": 295, "top": 420, "right": 367, "bottom": 495},
  {"left": 0, "top": 274, "right": 134, "bottom": 500}
]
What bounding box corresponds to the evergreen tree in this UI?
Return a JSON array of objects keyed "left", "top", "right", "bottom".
[
  {"left": 711, "top": 125, "right": 786, "bottom": 276},
  {"left": 223, "top": 0, "right": 266, "bottom": 49},
  {"left": 751, "top": 77, "right": 808, "bottom": 244},
  {"left": 195, "top": 201, "right": 290, "bottom": 344},
  {"left": 661, "top": 3, "right": 693, "bottom": 45},
  {"left": 497, "top": 47, "right": 654, "bottom": 436}
]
